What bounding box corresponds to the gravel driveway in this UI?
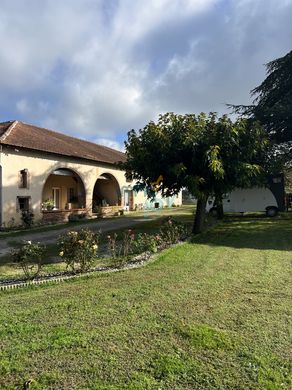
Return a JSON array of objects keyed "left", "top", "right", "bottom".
[{"left": 0, "top": 209, "right": 176, "bottom": 257}]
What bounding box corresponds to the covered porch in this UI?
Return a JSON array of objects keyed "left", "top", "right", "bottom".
[
  {"left": 42, "top": 168, "right": 87, "bottom": 222},
  {"left": 92, "top": 173, "right": 122, "bottom": 209}
]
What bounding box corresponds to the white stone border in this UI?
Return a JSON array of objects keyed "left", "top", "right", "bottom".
[{"left": 0, "top": 243, "right": 185, "bottom": 291}]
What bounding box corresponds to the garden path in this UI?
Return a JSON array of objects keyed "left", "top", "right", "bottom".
[{"left": 0, "top": 208, "right": 181, "bottom": 257}]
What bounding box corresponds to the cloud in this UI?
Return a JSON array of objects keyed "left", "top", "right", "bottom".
[
  {"left": 95, "top": 137, "right": 125, "bottom": 152},
  {"left": 142, "top": 0, "right": 292, "bottom": 114},
  {"left": 0, "top": 0, "right": 291, "bottom": 147}
]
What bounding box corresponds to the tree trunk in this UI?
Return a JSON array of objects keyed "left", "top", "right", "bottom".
[
  {"left": 215, "top": 194, "right": 224, "bottom": 219},
  {"left": 192, "top": 195, "right": 207, "bottom": 234}
]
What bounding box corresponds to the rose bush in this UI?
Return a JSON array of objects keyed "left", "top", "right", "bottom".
[
  {"left": 11, "top": 240, "right": 46, "bottom": 279},
  {"left": 131, "top": 232, "right": 158, "bottom": 254},
  {"left": 58, "top": 229, "right": 99, "bottom": 272},
  {"left": 158, "top": 217, "right": 189, "bottom": 247}
]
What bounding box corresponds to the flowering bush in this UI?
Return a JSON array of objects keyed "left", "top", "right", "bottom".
[
  {"left": 106, "top": 219, "right": 189, "bottom": 265},
  {"left": 11, "top": 240, "right": 46, "bottom": 279},
  {"left": 58, "top": 229, "right": 99, "bottom": 272},
  {"left": 159, "top": 217, "right": 189, "bottom": 246},
  {"left": 106, "top": 230, "right": 135, "bottom": 266},
  {"left": 130, "top": 218, "right": 188, "bottom": 255},
  {"left": 131, "top": 232, "right": 158, "bottom": 254},
  {"left": 107, "top": 232, "right": 118, "bottom": 259},
  {"left": 122, "top": 229, "right": 135, "bottom": 257}
]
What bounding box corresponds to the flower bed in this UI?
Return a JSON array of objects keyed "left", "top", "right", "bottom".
[{"left": 1, "top": 217, "right": 190, "bottom": 290}]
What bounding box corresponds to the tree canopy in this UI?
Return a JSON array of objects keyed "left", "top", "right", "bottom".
[
  {"left": 122, "top": 112, "right": 270, "bottom": 233},
  {"left": 230, "top": 50, "right": 292, "bottom": 145}
]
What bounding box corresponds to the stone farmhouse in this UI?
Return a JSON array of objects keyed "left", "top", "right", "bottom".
[{"left": 0, "top": 121, "right": 181, "bottom": 227}]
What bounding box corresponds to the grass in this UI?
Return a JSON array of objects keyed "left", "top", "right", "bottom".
[{"left": 0, "top": 214, "right": 291, "bottom": 389}]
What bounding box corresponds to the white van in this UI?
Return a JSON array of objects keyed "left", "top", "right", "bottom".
[{"left": 206, "top": 187, "right": 279, "bottom": 217}]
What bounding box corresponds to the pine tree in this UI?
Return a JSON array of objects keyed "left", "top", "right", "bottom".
[{"left": 230, "top": 50, "right": 292, "bottom": 145}]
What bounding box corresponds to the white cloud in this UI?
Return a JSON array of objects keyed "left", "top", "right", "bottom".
[
  {"left": 0, "top": 1, "right": 97, "bottom": 90},
  {"left": 16, "top": 99, "right": 29, "bottom": 114},
  {"left": 0, "top": 0, "right": 291, "bottom": 143},
  {"left": 95, "top": 138, "right": 125, "bottom": 152}
]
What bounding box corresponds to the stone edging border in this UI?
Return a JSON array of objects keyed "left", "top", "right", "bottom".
[{"left": 0, "top": 242, "right": 185, "bottom": 291}]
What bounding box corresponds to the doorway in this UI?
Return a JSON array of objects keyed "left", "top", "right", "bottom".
[
  {"left": 52, "top": 187, "right": 61, "bottom": 209},
  {"left": 124, "top": 190, "right": 133, "bottom": 210}
]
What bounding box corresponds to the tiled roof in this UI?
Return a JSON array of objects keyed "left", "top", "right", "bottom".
[
  {"left": 0, "top": 121, "right": 12, "bottom": 137},
  {"left": 0, "top": 120, "right": 126, "bottom": 165}
]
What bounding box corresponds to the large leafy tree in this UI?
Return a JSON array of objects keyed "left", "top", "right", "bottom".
[
  {"left": 230, "top": 50, "right": 292, "bottom": 146},
  {"left": 122, "top": 112, "right": 269, "bottom": 234}
]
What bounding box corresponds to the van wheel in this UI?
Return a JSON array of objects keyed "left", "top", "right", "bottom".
[
  {"left": 266, "top": 207, "right": 278, "bottom": 217},
  {"left": 209, "top": 207, "right": 218, "bottom": 217}
]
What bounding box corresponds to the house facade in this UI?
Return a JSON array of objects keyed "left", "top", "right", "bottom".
[{"left": 0, "top": 121, "right": 181, "bottom": 227}]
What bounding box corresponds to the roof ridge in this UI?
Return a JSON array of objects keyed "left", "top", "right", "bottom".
[
  {"left": 0, "top": 120, "right": 19, "bottom": 142},
  {"left": 16, "top": 121, "right": 125, "bottom": 155},
  {"left": 0, "top": 120, "right": 126, "bottom": 165}
]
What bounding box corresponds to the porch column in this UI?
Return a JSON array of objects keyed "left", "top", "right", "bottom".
[{"left": 85, "top": 184, "right": 94, "bottom": 216}]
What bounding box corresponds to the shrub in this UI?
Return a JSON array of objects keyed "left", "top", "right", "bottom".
[
  {"left": 107, "top": 232, "right": 118, "bottom": 259},
  {"left": 7, "top": 217, "right": 16, "bottom": 229},
  {"left": 131, "top": 233, "right": 158, "bottom": 254},
  {"left": 11, "top": 241, "right": 46, "bottom": 280},
  {"left": 21, "top": 210, "right": 34, "bottom": 228},
  {"left": 107, "top": 230, "right": 135, "bottom": 259},
  {"left": 58, "top": 229, "right": 99, "bottom": 272},
  {"left": 104, "top": 219, "right": 189, "bottom": 267},
  {"left": 106, "top": 230, "right": 139, "bottom": 267},
  {"left": 159, "top": 217, "right": 189, "bottom": 246},
  {"left": 106, "top": 232, "right": 127, "bottom": 268},
  {"left": 122, "top": 229, "right": 135, "bottom": 257}
]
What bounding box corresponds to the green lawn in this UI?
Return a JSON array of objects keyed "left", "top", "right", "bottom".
[{"left": 0, "top": 215, "right": 291, "bottom": 389}]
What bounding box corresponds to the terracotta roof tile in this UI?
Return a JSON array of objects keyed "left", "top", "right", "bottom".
[
  {"left": 0, "top": 121, "right": 126, "bottom": 165},
  {"left": 0, "top": 121, "right": 13, "bottom": 137}
]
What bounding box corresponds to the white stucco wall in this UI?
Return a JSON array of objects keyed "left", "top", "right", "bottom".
[
  {"left": 127, "top": 186, "right": 182, "bottom": 209},
  {"left": 0, "top": 146, "right": 182, "bottom": 226}
]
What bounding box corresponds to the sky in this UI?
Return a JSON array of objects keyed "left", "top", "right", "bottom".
[{"left": 0, "top": 0, "right": 291, "bottom": 151}]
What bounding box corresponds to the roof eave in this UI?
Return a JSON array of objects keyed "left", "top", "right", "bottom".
[{"left": 0, "top": 143, "right": 126, "bottom": 168}]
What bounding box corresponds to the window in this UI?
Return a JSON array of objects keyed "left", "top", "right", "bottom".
[
  {"left": 19, "top": 169, "right": 29, "bottom": 188},
  {"left": 17, "top": 196, "right": 30, "bottom": 212}
]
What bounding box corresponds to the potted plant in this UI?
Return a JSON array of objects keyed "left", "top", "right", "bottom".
[{"left": 43, "top": 198, "right": 54, "bottom": 211}]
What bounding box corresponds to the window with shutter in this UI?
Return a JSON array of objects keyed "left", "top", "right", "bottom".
[{"left": 19, "top": 169, "right": 29, "bottom": 189}]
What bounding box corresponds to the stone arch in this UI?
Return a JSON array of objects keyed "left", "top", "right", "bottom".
[
  {"left": 92, "top": 172, "right": 121, "bottom": 211},
  {"left": 42, "top": 167, "right": 86, "bottom": 210}
]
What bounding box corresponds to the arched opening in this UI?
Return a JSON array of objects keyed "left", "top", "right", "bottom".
[
  {"left": 42, "top": 168, "right": 86, "bottom": 211},
  {"left": 92, "top": 173, "right": 121, "bottom": 212}
]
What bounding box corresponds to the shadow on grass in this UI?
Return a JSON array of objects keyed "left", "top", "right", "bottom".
[{"left": 192, "top": 213, "right": 292, "bottom": 251}]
